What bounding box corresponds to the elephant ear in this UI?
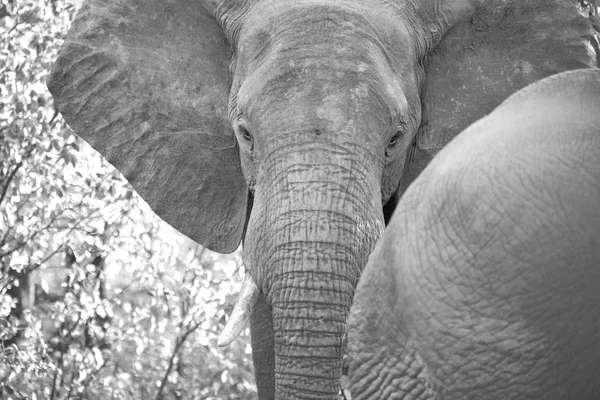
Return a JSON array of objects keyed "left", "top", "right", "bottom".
[
  {"left": 48, "top": 0, "right": 247, "bottom": 253},
  {"left": 417, "top": 0, "right": 599, "bottom": 156}
]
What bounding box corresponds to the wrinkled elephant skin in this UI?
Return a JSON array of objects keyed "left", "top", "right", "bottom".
[
  {"left": 348, "top": 69, "right": 600, "bottom": 400},
  {"left": 48, "top": 0, "right": 599, "bottom": 398}
]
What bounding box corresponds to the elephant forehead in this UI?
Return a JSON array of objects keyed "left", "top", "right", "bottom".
[
  {"left": 241, "top": 0, "right": 406, "bottom": 49},
  {"left": 236, "top": 0, "right": 416, "bottom": 101},
  {"left": 247, "top": 86, "right": 395, "bottom": 141},
  {"left": 239, "top": 55, "right": 405, "bottom": 137}
]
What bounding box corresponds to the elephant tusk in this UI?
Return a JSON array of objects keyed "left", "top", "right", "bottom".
[{"left": 217, "top": 273, "right": 260, "bottom": 346}]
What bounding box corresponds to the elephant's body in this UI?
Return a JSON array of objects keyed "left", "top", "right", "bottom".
[{"left": 348, "top": 69, "right": 600, "bottom": 399}]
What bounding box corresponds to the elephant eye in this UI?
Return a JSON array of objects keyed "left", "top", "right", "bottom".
[
  {"left": 236, "top": 119, "right": 253, "bottom": 149},
  {"left": 388, "top": 131, "right": 402, "bottom": 149},
  {"left": 240, "top": 126, "right": 252, "bottom": 142},
  {"left": 386, "top": 130, "right": 402, "bottom": 156}
]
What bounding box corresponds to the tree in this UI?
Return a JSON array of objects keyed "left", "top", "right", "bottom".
[{"left": 0, "top": 1, "right": 255, "bottom": 398}]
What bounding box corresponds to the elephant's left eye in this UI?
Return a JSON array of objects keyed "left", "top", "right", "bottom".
[
  {"left": 235, "top": 119, "right": 253, "bottom": 150},
  {"left": 386, "top": 130, "right": 402, "bottom": 156},
  {"left": 240, "top": 126, "right": 252, "bottom": 142}
]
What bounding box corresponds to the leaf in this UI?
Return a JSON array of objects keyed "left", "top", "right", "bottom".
[
  {"left": 134, "top": 336, "right": 144, "bottom": 355},
  {"left": 220, "top": 370, "right": 229, "bottom": 383}
]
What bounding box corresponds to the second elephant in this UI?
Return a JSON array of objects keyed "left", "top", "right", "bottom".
[{"left": 348, "top": 69, "right": 600, "bottom": 399}]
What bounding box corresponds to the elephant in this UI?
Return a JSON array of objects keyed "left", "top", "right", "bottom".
[
  {"left": 347, "top": 68, "right": 600, "bottom": 400},
  {"left": 48, "top": 0, "right": 599, "bottom": 398}
]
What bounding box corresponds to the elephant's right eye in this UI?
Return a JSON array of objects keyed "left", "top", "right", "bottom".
[
  {"left": 388, "top": 131, "right": 401, "bottom": 148},
  {"left": 385, "top": 130, "right": 403, "bottom": 157},
  {"left": 240, "top": 126, "right": 252, "bottom": 142},
  {"left": 235, "top": 119, "right": 253, "bottom": 150}
]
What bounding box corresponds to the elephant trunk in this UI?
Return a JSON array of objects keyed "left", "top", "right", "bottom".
[
  {"left": 269, "top": 255, "right": 357, "bottom": 399},
  {"left": 244, "top": 146, "right": 384, "bottom": 399}
]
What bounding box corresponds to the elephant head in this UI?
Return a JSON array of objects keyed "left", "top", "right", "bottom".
[
  {"left": 48, "top": 0, "right": 598, "bottom": 398},
  {"left": 347, "top": 68, "right": 600, "bottom": 399}
]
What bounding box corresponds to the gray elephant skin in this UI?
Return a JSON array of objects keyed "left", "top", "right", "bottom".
[
  {"left": 48, "top": 0, "right": 599, "bottom": 398},
  {"left": 348, "top": 68, "right": 600, "bottom": 400}
]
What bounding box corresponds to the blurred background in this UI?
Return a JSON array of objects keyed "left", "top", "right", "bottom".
[{"left": 0, "top": 1, "right": 256, "bottom": 398}]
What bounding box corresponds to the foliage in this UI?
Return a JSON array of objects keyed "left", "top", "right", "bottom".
[{"left": 0, "top": 0, "right": 255, "bottom": 398}]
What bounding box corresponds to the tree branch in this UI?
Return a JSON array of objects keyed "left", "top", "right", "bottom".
[
  {"left": 154, "top": 319, "right": 202, "bottom": 400},
  {"left": 0, "top": 161, "right": 23, "bottom": 207},
  {"left": 50, "top": 313, "right": 83, "bottom": 400},
  {"left": 50, "top": 349, "right": 65, "bottom": 400}
]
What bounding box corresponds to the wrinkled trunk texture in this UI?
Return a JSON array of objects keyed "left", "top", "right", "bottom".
[
  {"left": 245, "top": 144, "right": 384, "bottom": 399},
  {"left": 270, "top": 248, "right": 356, "bottom": 399}
]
